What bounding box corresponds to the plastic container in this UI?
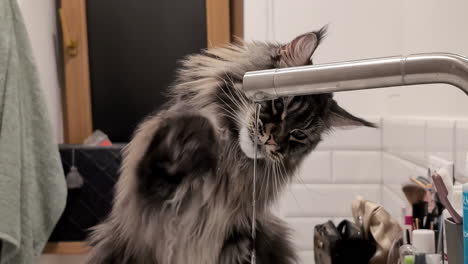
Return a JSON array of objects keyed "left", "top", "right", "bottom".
[
  {"left": 413, "top": 229, "right": 435, "bottom": 254},
  {"left": 400, "top": 244, "right": 416, "bottom": 264},
  {"left": 463, "top": 183, "right": 468, "bottom": 264}
]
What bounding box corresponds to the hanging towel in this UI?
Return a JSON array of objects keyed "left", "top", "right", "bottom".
[{"left": 0, "top": 0, "right": 67, "bottom": 263}]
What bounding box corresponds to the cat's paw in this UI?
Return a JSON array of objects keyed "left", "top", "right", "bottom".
[
  {"left": 158, "top": 114, "right": 219, "bottom": 178},
  {"left": 138, "top": 113, "right": 219, "bottom": 198}
]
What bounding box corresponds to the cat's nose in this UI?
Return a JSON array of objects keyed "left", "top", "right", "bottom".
[{"left": 265, "top": 135, "right": 277, "bottom": 146}]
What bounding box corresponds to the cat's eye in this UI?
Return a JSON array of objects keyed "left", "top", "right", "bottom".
[
  {"left": 273, "top": 99, "right": 284, "bottom": 113},
  {"left": 291, "top": 130, "right": 307, "bottom": 140}
]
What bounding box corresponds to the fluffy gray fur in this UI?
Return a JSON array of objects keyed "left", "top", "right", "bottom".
[{"left": 86, "top": 27, "right": 374, "bottom": 264}]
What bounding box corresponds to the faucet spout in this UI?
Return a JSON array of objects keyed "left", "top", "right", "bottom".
[{"left": 243, "top": 53, "right": 468, "bottom": 101}]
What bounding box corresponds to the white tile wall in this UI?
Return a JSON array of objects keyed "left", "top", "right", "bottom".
[
  {"left": 455, "top": 120, "right": 468, "bottom": 178},
  {"left": 382, "top": 186, "right": 406, "bottom": 222},
  {"left": 297, "top": 251, "right": 315, "bottom": 264},
  {"left": 333, "top": 151, "right": 381, "bottom": 184},
  {"left": 426, "top": 119, "right": 455, "bottom": 162},
  {"left": 382, "top": 117, "right": 466, "bottom": 180},
  {"left": 281, "top": 184, "right": 381, "bottom": 217},
  {"left": 383, "top": 118, "right": 426, "bottom": 164},
  {"left": 296, "top": 151, "right": 332, "bottom": 184},
  {"left": 317, "top": 117, "right": 382, "bottom": 150},
  {"left": 287, "top": 217, "right": 331, "bottom": 250},
  {"left": 382, "top": 153, "right": 427, "bottom": 197}
]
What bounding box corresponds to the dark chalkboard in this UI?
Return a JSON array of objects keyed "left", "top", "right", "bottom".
[{"left": 86, "top": 0, "right": 207, "bottom": 142}]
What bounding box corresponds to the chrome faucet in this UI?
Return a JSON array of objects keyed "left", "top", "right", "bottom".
[{"left": 243, "top": 53, "right": 468, "bottom": 101}]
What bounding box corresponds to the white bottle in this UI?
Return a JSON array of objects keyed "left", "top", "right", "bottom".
[{"left": 413, "top": 229, "right": 435, "bottom": 254}]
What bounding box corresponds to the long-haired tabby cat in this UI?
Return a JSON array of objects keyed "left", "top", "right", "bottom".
[{"left": 86, "top": 27, "right": 375, "bottom": 264}]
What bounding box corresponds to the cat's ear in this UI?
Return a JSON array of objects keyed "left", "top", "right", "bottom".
[
  {"left": 279, "top": 26, "right": 327, "bottom": 67},
  {"left": 329, "top": 101, "right": 377, "bottom": 128}
]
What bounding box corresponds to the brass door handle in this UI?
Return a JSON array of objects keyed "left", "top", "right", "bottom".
[{"left": 59, "top": 8, "right": 78, "bottom": 57}]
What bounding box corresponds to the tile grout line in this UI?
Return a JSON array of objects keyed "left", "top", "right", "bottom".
[
  {"left": 380, "top": 117, "right": 384, "bottom": 204},
  {"left": 330, "top": 151, "right": 334, "bottom": 183}
]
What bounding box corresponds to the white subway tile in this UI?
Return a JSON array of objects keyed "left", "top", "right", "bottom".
[
  {"left": 317, "top": 117, "right": 382, "bottom": 150},
  {"left": 281, "top": 184, "right": 381, "bottom": 217},
  {"left": 296, "top": 151, "right": 332, "bottom": 184},
  {"left": 271, "top": 201, "right": 282, "bottom": 217},
  {"left": 382, "top": 153, "right": 420, "bottom": 185},
  {"left": 286, "top": 217, "right": 330, "bottom": 250},
  {"left": 455, "top": 120, "right": 468, "bottom": 178},
  {"left": 382, "top": 153, "right": 427, "bottom": 200},
  {"left": 332, "top": 151, "right": 381, "bottom": 184},
  {"left": 332, "top": 217, "right": 354, "bottom": 225},
  {"left": 297, "top": 250, "right": 315, "bottom": 264},
  {"left": 382, "top": 186, "right": 406, "bottom": 223},
  {"left": 383, "top": 118, "right": 426, "bottom": 164},
  {"left": 426, "top": 119, "right": 455, "bottom": 162}
]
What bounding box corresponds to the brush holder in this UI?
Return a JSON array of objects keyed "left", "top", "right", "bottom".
[{"left": 445, "top": 218, "right": 463, "bottom": 264}]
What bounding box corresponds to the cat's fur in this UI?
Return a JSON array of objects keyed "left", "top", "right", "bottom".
[{"left": 86, "top": 27, "right": 375, "bottom": 264}]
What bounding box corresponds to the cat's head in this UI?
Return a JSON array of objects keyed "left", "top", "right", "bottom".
[{"left": 238, "top": 28, "right": 376, "bottom": 162}]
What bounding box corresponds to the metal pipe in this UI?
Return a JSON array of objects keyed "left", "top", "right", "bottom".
[{"left": 243, "top": 53, "right": 468, "bottom": 101}]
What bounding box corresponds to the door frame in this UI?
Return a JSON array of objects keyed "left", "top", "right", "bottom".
[{"left": 59, "top": 0, "right": 242, "bottom": 144}]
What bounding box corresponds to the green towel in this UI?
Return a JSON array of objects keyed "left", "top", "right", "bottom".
[{"left": 0, "top": 0, "right": 67, "bottom": 263}]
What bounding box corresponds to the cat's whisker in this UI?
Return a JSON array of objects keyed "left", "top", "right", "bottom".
[
  {"left": 219, "top": 83, "right": 247, "bottom": 112},
  {"left": 271, "top": 161, "right": 278, "bottom": 202},
  {"left": 278, "top": 160, "right": 288, "bottom": 184},
  {"left": 267, "top": 160, "right": 274, "bottom": 203},
  {"left": 285, "top": 162, "right": 328, "bottom": 197},
  {"left": 276, "top": 161, "right": 286, "bottom": 192},
  {"left": 277, "top": 160, "right": 306, "bottom": 212},
  {"left": 295, "top": 173, "right": 308, "bottom": 186},
  {"left": 220, "top": 109, "right": 249, "bottom": 127},
  {"left": 218, "top": 79, "right": 254, "bottom": 118},
  {"left": 264, "top": 161, "right": 271, "bottom": 198},
  {"left": 275, "top": 162, "right": 282, "bottom": 201},
  {"left": 231, "top": 83, "right": 250, "bottom": 108},
  {"left": 272, "top": 162, "right": 278, "bottom": 200},
  {"left": 216, "top": 94, "right": 240, "bottom": 116},
  {"left": 217, "top": 102, "right": 250, "bottom": 127},
  {"left": 275, "top": 161, "right": 284, "bottom": 201},
  {"left": 258, "top": 159, "right": 265, "bottom": 201},
  {"left": 286, "top": 163, "right": 321, "bottom": 196},
  {"left": 265, "top": 160, "right": 272, "bottom": 203},
  {"left": 220, "top": 71, "right": 249, "bottom": 107},
  {"left": 216, "top": 94, "right": 251, "bottom": 126}
]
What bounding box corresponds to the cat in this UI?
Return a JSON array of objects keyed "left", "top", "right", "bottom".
[{"left": 85, "top": 27, "right": 375, "bottom": 264}]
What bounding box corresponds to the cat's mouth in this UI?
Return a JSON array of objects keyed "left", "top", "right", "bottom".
[
  {"left": 239, "top": 126, "right": 265, "bottom": 159},
  {"left": 249, "top": 132, "right": 267, "bottom": 157},
  {"left": 239, "top": 126, "right": 283, "bottom": 161}
]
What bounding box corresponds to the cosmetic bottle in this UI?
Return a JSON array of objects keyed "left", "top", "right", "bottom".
[
  {"left": 400, "top": 244, "right": 416, "bottom": 264},
  {"left": 413, "top": 229, "right": 435, "bottom": 254},
  {"left": 463, "top": 183, "right": 468, "bottom": 264}
]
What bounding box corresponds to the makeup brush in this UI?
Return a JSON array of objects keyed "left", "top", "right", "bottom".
[
  {"left": 411, "top": 177, "right": 429, "bottom": 188},
  {"left": 402, "top": 183, "right": 427, "bottom": 205}
]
